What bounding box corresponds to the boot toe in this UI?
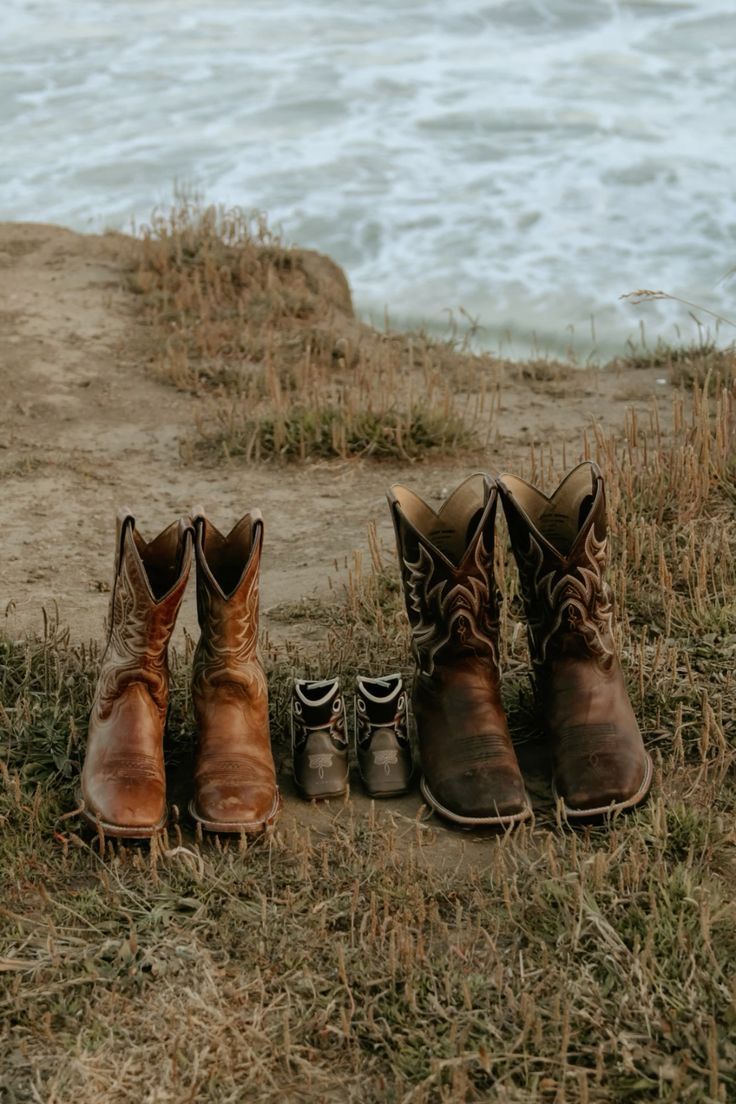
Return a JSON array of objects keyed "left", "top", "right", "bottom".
[
  {"left": 194, "top": 780, "right": 278, "bottom": 829},
  {"left": 84, "top": 779, "right": 165, "bottom": 832},
  {"left": 557, "top": 749, "right": 649, "bottom": 813},
  {"left": 428, "top": 765, "right": 529, "bottom": 823}
]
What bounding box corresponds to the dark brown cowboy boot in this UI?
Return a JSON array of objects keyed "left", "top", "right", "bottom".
[
  {"left": 191, "top": 510, "right": 281, "bottom": 833},
  {"left": 388, "top": 474, "right": 531, "bottom": 827},
  {"left": 81, "top": 510, "right": 193, "bottom": 838},
  {"left": 355, "top": 673, "right": 413, "bottom": 797},
  {"left": 291, "top": 678, "right": 350, "bottom": 799},
  {"left": 499, "top": 461, "right": 653, "bottom": 819}
]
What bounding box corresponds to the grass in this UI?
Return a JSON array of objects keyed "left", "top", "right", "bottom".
[
  {"left": 128, "top": 202, "right": 736, "bottom": 467},
  {"left": 608, "top": 339, "right": 735, "bottom": 389},
  {"left": 129, "top": 201, "right": 512, "bottom": 463},
  {"left": 2, "top": 371, "right": 736, "bottom": 1101},
  {"left": 187, "top": 386, "right": 476, "bottom": 463}
]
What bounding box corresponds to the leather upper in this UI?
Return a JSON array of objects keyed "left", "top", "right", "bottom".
[
  {"left": 191, "top": 511, "right": 279, "bottom": 829},
  {"left": 388, "top": 475, "right": 530, "bottom": 823},
  {"left": 499, "top": 462, "right": 651, "bottom": 813},
  {"left": 291, "top": 677, "right": 349, "bottom": 798},
  {"left": 82, "top": 512, "right": 192, "bottom": 832},
  {"left": 355, "top": 673, "right": 413, "bottom": 796}
]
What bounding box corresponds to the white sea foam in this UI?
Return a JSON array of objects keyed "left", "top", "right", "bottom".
[{"left": 1, "top": 0, "right": 735, "bottom": 355}]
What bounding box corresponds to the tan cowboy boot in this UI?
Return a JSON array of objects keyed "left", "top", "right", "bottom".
[
  {"left": 499, "top": 461, "right": 653, "bottom": 819},
  {"left": 190, "top": 509, "right": 281, "bottom": 833},
  {"left": 81, "top": 511, "right": 193, "bottom": 838},
  {"left": 388, "top": 474, "right": 531, "bottom": 827}
]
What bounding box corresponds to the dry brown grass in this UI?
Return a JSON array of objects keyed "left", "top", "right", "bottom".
[
  {"left": 129, "top": 201, "right": 508, "bottom": 462},
  {"left": 608, "top": 340, "right": 736, "bottom": 389},
  {"left": 2, "top": 374, "right": 736, "bottom": 1101}
]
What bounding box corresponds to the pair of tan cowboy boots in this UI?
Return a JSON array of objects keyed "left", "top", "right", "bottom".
[
  {"left": 80, "top": 508, "right": 280, "bottom": 838},
  {"left": 388, "top": 461, "right": 653, "bottom": 827}
]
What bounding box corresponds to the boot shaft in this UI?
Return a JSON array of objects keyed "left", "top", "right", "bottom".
[
  {"left": 499, "top": 462, "right": 615, "bottom": 669},
  {"left": 387, "top": 474, "right": 502, "bottom": 676},
  {"left": 192, "top": 510, "right": 266, "bottom": 694},
  {"left": 95, "top": 511, "right": 193, "bottom": 719}
]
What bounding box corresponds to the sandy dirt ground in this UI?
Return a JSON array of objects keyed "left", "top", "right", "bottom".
[{"left": 0, "top": 222, "right": 675, "bottom": 853}]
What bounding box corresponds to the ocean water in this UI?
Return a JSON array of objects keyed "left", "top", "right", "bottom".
[{"left": 2, "top": 0, "right": 735, "bottom": 357}]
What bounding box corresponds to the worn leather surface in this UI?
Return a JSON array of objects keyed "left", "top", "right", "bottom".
[
  {"left": 292, "top": 678, "right": 349, "bottom": 798},
  {"left": 500, "top": 462, "right": 651, "bottom": 813},
  {"left": 82, "top": 512, "right": 192, "bottom": 834},
  {"left": 191, "top": 511, "right": 280, "bottom": 831},
  {"left": 355, "top": 674, "right": 413, "bottom": 796},
  {"left": 388, "top": 475, "right": 529, "bottom": 823}
]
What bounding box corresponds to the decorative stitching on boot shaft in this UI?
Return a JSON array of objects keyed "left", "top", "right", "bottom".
[
  {"left": 93, "top": 549, "right": 186, "bottom": 723},
  {"left": 517, "top": 526, "right": 615, "bottom": 668},
  {"left": 292, "top": 711, "right": 348, "bottom": 754},
  {"left": 193, "top": 556, "right": 267, "bottom": 697},
  {"left": 403, "top": 529, "right": 499, "bottom": 676}
]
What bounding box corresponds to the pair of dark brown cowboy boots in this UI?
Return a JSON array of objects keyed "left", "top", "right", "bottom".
[
  {"left": 388, "top": 461, "right": 653, "bottom": 827},
  {"left": 79, "top": 508, "right": 280, "bottom": 838}
]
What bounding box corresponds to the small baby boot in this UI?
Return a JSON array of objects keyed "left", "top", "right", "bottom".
[
  {"left": 291, "top": 677, "right": 349, "bottom": 799},
  {"left": 355, "top": 673, "right": 413, "bottom": 797}
]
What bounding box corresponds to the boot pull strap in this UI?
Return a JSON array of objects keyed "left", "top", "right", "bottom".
[{"left": 115, "top": 508, "right": 136, "bottom": 568}]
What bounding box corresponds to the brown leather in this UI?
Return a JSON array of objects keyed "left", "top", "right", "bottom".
[
  {"left": 191, "top": 510, "right": 281, "bottom": 833},
  {"left": 81, "top": 511, "right": 193, "bottom": 838},
  {"left": 355, "top": 673, "right": 413, "bottom": 797},
  {"left": 499, "top": 462, "right": 653, "bottom": 817},
  {"left": 388, "top": 475, "right": 531, "bottom": 826}
]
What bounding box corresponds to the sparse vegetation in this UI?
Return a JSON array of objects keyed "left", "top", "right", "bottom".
[
  {"left": 191, "top": 393, "right": 477, "bottom": 463},
  {"left": 2, "top": 375, "right": 736, "bottom": 1101},
  {"left": 608, "top": 339, "right": 735, "bottom": 389},
  {"left": 129, "top": 204, "right": 736, "bottom": 467},
  {"left": 130, "top": 201, "right": 511, "bottom": 462},
  {"left": 619, "top": 287, "right": 735, "bottom": 388}
]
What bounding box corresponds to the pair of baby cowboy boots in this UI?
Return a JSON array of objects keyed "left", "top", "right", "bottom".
[{"left": 291, "top": 674, "right": 414, "bottom": 799}]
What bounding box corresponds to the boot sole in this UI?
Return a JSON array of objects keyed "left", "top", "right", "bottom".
[
  {"left": 420, "top": 776, "right": 533, "bottom": 828},
  {"left": 189, "top": 789, "right": 282, "bottom": 834},
  {"left": 76, "top": 788, "right": 167, "bottom": 839},
  {"left": 293, "top": 781, "right": 349, "bottom": 802},
  {"left": 555, "top": 753, "right": 654, "bottom": 820},
  {"left": 363, "top": 786, "right": 412, "bottom": 799},
  {"left": 358, "top": 765, "right": 414, "bottom": 799}
]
